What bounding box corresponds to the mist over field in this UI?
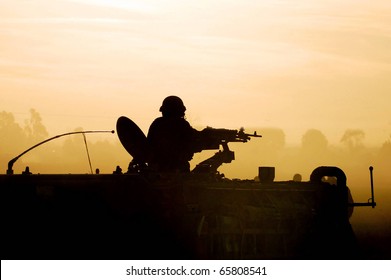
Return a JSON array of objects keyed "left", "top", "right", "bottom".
[
  {"left": 1, "top": 0, "right": 390, "bottom": 263},
  {"left": 1, "top": 109, "right": 390, "bottom": 258}
]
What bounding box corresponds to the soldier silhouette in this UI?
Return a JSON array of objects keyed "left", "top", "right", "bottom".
[{"left": 147, "top": 96, "right": 203, "bottom": 172}]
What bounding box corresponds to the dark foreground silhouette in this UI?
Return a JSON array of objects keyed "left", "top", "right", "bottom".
[
  {"left": 0, "top": 98, "right": 377, "bottom": 260},
  {"left": 1, "top": 166, "right": 362, "bottom": 260}
]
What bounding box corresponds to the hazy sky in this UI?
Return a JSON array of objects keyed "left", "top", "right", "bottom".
[{"left": 1, "top": 0, "right": 390, "bottom": 145}]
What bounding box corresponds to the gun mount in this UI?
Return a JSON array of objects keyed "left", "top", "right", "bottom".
[{"left": 192, "top": 127, "right": 262, "bottom": 175}]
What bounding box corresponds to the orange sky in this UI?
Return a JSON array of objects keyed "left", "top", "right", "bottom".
[{"left": 1, "top": 0, "right": 390, "bottom": 145}]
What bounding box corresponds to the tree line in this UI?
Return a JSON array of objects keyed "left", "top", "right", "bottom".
[{"left": 1, "top": 109, "right": 390, "bottom": 178}]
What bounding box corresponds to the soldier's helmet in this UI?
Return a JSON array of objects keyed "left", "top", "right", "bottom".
[{"left": 160, "top": 96, "right": 186, "bottom": 117}]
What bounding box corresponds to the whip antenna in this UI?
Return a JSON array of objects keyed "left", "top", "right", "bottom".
[
  {"left": 82, "top": 132, "right": 94, "bottom": 174},
  {"left": 6, "top": 130, "right": 115, "bottom": 175}
]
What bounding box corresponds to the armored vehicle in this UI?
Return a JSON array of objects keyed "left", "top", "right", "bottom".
[{"left": 0, "top": 117, "right": 376, "bottom": 260}]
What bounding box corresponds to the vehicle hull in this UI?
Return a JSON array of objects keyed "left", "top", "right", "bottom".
[{"left": 0, "top": 172, "right": 357, "bottom": 260}]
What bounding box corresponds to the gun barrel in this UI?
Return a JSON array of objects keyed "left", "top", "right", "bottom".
[
  {"left": 238, "top": 131, "right": 262, "bottom": 141},
  {"left": 247, "top": 131, "right": 262, "bottom": 137}
]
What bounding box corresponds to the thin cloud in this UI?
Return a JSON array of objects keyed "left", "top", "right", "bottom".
[
  {"left": 0, "top": 18, "right": 128, "bottom": 24},
  {"left": 69, "top": 0, "right": 158, "bottom": 14}
]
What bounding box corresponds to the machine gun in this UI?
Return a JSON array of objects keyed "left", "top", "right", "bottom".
[{"left": 192, "top": 127, "right": 262, "bottom": 175}]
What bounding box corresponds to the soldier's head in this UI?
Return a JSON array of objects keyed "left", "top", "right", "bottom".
[{"left": 160, "top": 96, "right": 186, "bottom": 117}]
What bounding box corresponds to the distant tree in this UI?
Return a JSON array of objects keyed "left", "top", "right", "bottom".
[
  {"left": 260, "top": 128, "right": 286, "bottom": 150},
  {"left": 301, "top": 129, "right": 328, "bottom": 152},
  {"left": 24, "top": 109, "right": 49, "bottom": 143},
  {"left": 340, "top": 129, "right": 365, "bottom": 151},
  {"left": 379, "top": 134, "right": 391, "bottom": 159},
  {"left": 0, "top": 111, "right": 27, "bottom": 151}
]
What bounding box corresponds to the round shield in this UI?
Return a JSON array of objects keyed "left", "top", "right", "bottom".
[{"left": 116, "top": 116, "right": 148, "bottom": 162}]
